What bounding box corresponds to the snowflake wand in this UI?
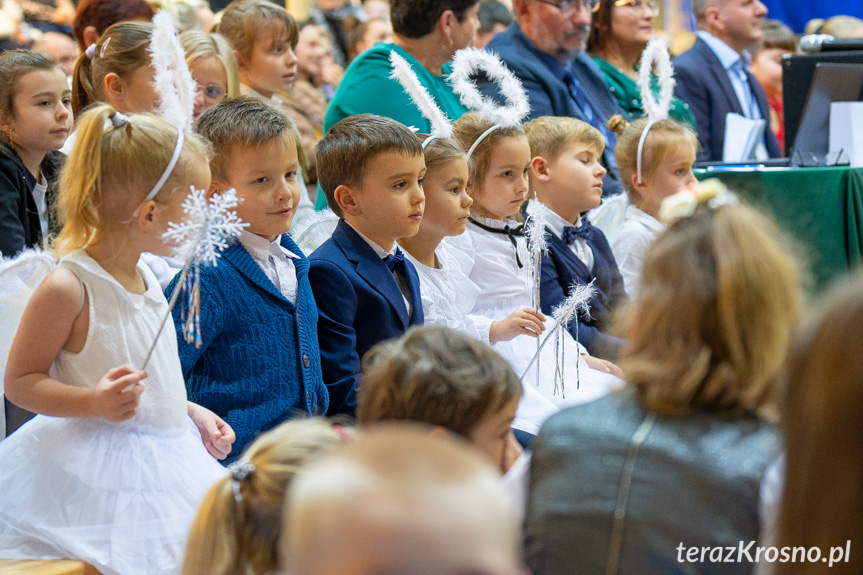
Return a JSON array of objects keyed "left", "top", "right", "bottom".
[
  {"left": 524, "top": 195, "right": 549, "bottom": 387},
  {"left": 520, "top": 281, "right": 597, "bottom": 396},
  {"left": 141, "top": 187, "right": 247, "bottom": 369}
]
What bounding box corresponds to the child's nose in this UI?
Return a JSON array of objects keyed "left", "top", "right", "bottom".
[
  {"left": 286, "top": 47, "right": 298, "bottom": 66},
  {"left": 462, "top": 190, "right": 473, "bottom": 209}
]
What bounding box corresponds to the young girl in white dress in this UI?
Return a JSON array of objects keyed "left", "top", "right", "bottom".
[
  {"left": 448, "top": 112, "right": 623, "bottom": 429},
  {"left": 590, "top": 116, "right": 698, "bottom": 297},
  {"left": 398, "top": 134, "right": 557, "bottom": 434},
  {"left": 0, "top": 104, "right": 234, "bottom": 575}
]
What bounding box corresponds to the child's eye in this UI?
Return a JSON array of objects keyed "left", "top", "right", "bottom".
[
  {"left": 39, "top": 100, "right": 51, "bottom": 107},
  {"left": 286, "top": 171, "right": 297, "bottom": 180},
  {"left": 501, "top": 170, "right": 513, "bottom": 178},
  {"left": 393, "top": 181, "right": 406, "bottom": 189},
  {"left": 449, "top": 187, "right": 460, "bottom": 194},
  {"left": 417, "top": 178, "right": 425, "bottom": 186},
  {"left": 62, "top": 97, "right": 72, "bottom": 106},
  {"left": 253, "top": 177, "right": 269, "bottom": 184}
]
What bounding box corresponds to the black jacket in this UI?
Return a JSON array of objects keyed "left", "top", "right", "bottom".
[{"left": 0, "top": 140, "right": 63, "bottom": 257}]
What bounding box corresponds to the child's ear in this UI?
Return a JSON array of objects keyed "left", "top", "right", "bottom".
[
  {"left": 630, "top": 172, "right": 647, "bottom": 194},
  {"left": 206, "top": 180, "right": 222, "bottom": 199},
  {"left": 137, "top": 200, "right": 158, "bottom": 231},
  {"left": 530, "top": 156, "right": 551, "bottom": 181},
  {"left": 104, "top": 73, "right": 125, "bottom": 104},
  {"left": 334, "top": 184, "right": 361, "bottom": 217},
  {"left": 233, "top": 49, "right": 247, "bottom": 73}
]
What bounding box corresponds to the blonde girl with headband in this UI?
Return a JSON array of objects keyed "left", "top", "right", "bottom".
[
  {"left": 182, "top": 418, "right": 349, "bottom": 575},
  {"left": 591, "top": 115, "right": 698, "bottom": 297},
  {"left": 0, "top": 104, "right": 234, "bottom": 575}
]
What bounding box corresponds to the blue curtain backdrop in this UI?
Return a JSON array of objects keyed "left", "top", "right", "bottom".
[
  {"left": 676, "top": 1, "right": 863, "bottom": 34},
  {"left": 760, "top": 1, "right": 863, "bottom": 34}
]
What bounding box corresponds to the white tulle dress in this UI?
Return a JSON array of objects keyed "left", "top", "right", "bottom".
[
  {"left": 0, "top": 250, "right": 227, "bottom": 575},
  {"left": 444, "top": 218, "right": 624, "bottom": 434}
]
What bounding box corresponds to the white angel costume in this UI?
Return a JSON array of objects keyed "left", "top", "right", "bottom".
[
  {"left": 0, "top": 250, "right": 226, "bottom": 575},
  {"left": 445, "top": 218, "right": 623, "bottom": 434},
  {"left": 590, "top": 193, "right": 663, "bottom": 298}
]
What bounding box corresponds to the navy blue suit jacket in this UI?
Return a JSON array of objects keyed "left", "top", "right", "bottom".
[
  {"left": 308, "top": 220, "right": 424, "bottom": 415},
  {"left": 540, "top": 226, "right": 628, "bottom": 359},
  {"left": 481, "top": 22, "right": 628, "bottom": 196},
  {"left": 673, "top": 37, "right": 781, "bottom": 162}
]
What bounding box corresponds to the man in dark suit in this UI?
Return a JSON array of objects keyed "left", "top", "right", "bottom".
[
  {"left": 481, "top": 0, "right": 628, "bottom": 196},
  {"left": 673, "top": 0, "right": 782, "bottom": 161}
]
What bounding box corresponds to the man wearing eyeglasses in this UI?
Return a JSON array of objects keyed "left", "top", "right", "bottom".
[
  {"left": 673, "top": 0, "right": 781, "bottom": 161},
  {"left": 480, "top": 0, "right": 628, "bottom": 197}
]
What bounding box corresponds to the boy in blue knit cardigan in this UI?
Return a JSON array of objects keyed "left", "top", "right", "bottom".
[
  {"left": 167, "top": 97, "right": 328, "bottom": 463},
  {"left": 309, "top": 114, "right": 426, "bottom": 416},
  {"left": 524, "top": 116, "right": 628, "bottom": 361}
]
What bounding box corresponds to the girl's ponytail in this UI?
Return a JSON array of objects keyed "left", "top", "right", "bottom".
[
  {"left": 52, "top": 104, "right": 116, "bottom": 257},
  {"left": 607, "top": 114, "right": 630, "bottom": 136},
  {"left": 71, "top": 48, "right": 97, "bottom": 115}
]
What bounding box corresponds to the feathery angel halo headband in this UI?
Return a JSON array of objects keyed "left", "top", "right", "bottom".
[
  {"left": 635, "top": 38, "right": 675, "bottom": 184},
  {"left": 388, "top": 50, "right": 454, "bottom": 149},
  {"left": 448, "top": 47, "right": 530, "bottom": 159}
]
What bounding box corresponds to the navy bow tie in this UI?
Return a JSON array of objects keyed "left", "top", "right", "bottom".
[
  {"left": 562, "top": 219, "right": 594, "bottom": 245},
  {"left": 383, "top": 249, "right": 406, "bottom": 272}
]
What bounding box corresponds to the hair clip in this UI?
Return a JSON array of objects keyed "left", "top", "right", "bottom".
[
  {"left": 109, "top": 111, "right": 131, "bottom": 128},
  {"left": 99, "top": 37, "right": 111, "bottom": 58},
  {"left": 658, "top": 179, "right": 737, "bottom": 223},
  {"left": 228, "top": 457, "right": 256, "bottom": 503},
  {"left": 85, "top": 43, "right": 97, "bottom": 60}
]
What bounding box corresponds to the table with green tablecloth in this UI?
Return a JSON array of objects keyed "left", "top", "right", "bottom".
[{"left": 695, "top": 166, "right": 863, "bottom": 290}]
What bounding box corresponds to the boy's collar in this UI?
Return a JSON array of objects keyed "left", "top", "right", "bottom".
[{"left": 344, "top": 221, "right": 398, "bottom": 258}]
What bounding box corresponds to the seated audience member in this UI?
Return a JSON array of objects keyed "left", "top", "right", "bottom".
[
  {"left": 71, "top": 0, "right": 154, "bottom": 50},
  {"left": 180, "top": 30, "right": 239, "bottom": 120},
  {"left": 163, "top": 0, "right": 216, "bottom": 33},
  {"left": 524, "top": 116, "right": 628, "bottom": 359},
  {"left": 31, "top": 31, "right": 78, "bottom": 77},
  {"left": 348, "top": 17, "right": 393, "bottom": 61},
  {"left": 282, "top": 425, "right": 522, "bottom": 575},
  {"left": 182, "top": 419, "right": 348, "bottom": 575},
  {"left": 590, "top": 115, "right": 697, "bottom": 297},
  {"left": 475, "top": 0, "right": 512, "bottom": 49},
  {"left": 170, "top": 97, "right": 329, "bottom": 462},
  {"left": 217, "top": 0, "right": 315, "bottom": 221},
  {"left": 309, "top": 114, "right": 425, "bottom": 415},
  {"left": 357, "top": 325, "right": 523, "bottom": 474},
  {"left": 362, "top": 0, "right": 391, "bottom": 21},
  {"left": 482, "top": 0, "right": 628, "bottom": 196},
  {"left": 768, "top": 276, "right": 863, "bottom": 575},
  {"left": 748, "top": 19, "right": 796, "bottom": 153},
  {"left": 588, "top": 0, "right": 695, "bottom": 128},
  {"left": 308, "top": 0, "right": 365, "bottom": 67},
  {"left": 818, "top": 15, "right": 863, "bottom": 39},
  {"left": 524, "top": 182, "right": 801, "bottom": 575},
  {"left": 673, "top": 0, "right": 781, "bottom": 161}
]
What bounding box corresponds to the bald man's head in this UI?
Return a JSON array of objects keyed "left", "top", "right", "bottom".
[{"left": 282, "top": 424, "right": 520, "bottom": 575}]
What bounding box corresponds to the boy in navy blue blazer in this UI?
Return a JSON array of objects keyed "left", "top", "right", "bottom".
[
  {"left": 310, "top": 114, "right": 426, "bottom": 415},
  {"left": 167, "top": 97, "right": 328, "bottom": 462},
  {"left": 524, "top": 116, "right": 628, "bottom": 360}
]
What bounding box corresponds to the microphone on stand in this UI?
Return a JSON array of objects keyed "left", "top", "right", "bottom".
[{"left": 800, "top": 34, "right": 863, "bottom": 53}]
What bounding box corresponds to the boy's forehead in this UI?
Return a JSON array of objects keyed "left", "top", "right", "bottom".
[
  {"left": 255, "top": 24, "right": 292, "bottom": 47},
  {"left": 220, "top": 135, "right": 295, "bottom": 173},
  {"left": 364, "top": 149, "right": 425, "bottom": 175}
]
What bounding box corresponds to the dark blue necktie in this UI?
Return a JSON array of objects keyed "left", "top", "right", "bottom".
[
  {"left": 562, "top": 218, "right": 594, "bottom": 245},
  {"left": 383, "top": 249, "right": 406, "bottom": 273},
  {"left": 563, "top": 68, "right": 608, "bottom": 140}
]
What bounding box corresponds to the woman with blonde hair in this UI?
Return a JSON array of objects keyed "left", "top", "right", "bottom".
[
  {"left": 182, "top": 418, "right": 350, "bottom": 575},
  {"left": 525, "top": 181, "right": 802, "bottom": 575}
]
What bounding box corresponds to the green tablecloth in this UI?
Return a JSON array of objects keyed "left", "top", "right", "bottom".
[{"left": 695, "top": 166, "right": 863, "bottom": 290}]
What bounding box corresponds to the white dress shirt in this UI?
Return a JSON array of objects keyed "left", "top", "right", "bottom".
[
  {"left": 537, "top": 203, "right": 595, "bottom": 271},
  {"left": 238, "top": 230, "right": 300, "bottom": 304}
]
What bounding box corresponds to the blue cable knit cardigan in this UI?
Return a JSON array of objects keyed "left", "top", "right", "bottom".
[{"left": 165, "top": 234, "right": 328, "bottom": 463}]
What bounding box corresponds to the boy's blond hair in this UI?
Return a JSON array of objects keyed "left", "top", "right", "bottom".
[
  {"left": 357, "top": 325, "right": 522, "bottom": 439},
  {"left": 315, "top": 113, "right": 422, "bottom": 217},
  {"left": 183, "top": 419, "right": 347, "bottom": 575},
  {"left": 193, "top": 96, "right": 299, "bottom": 181},
  {"left": 216, "top": 0, "right": 298, "bottom": 61},
  {"left": 524, "top": 116, "right": 605, "bottom": 162}
]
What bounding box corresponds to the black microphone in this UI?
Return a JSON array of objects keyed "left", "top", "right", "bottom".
[{"left": 800, "top": 34, "right": 863, "bottom": 53}]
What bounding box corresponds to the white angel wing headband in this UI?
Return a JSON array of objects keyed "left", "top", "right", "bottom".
[
  {"left": 636, "top": 38, "right": 675, "bottom": 184},
  {"left": 448, "top": 47, "right": 530, "bottom": 159},
  {"left": 133, "top": 10, "right": 197, "bottom": 213},
  {"left": 389, "top": 51, "right": 453, "bottom": 149}
]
